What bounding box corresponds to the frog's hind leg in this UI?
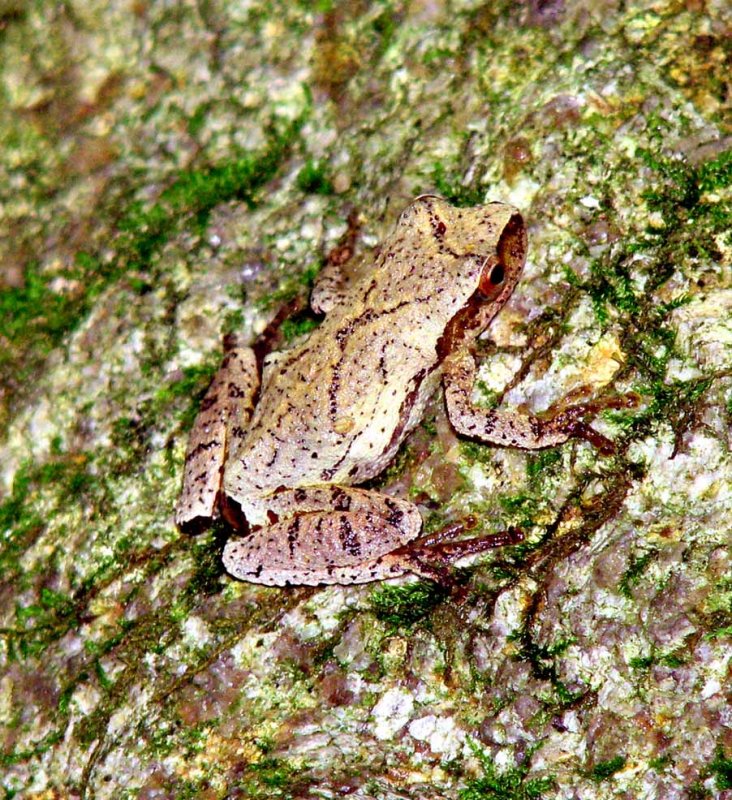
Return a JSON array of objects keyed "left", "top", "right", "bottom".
[
  {"left": 443, "top": 349, "right": 637, "bottom": 455},
  {"left": 222, "top": 486, "right": 523, "bottom": 587},
  {"left": 175, "top": 342, "right": 259, "bottom": 531},
  {"left": 222, "top": 487, "right": 423, "bottom": 586}
]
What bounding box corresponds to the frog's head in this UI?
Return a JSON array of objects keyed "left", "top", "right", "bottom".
[{"left": 402, "top": 195, "right": 527, "bottom": 356}]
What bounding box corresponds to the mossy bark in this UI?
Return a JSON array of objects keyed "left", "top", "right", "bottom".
[{"left": 1, "top": 1, "right": 730, "bottom": 798}]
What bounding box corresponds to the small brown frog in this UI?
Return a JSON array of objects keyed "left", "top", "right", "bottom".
[{"left": 176, "top": 196, "right": 629, "bottom": 585}]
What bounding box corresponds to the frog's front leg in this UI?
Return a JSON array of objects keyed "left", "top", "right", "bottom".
[
  {"left": 175, "top": 339, "right": 259, "bottom": 531},
  {"left": 310, "top": 209, "right": 361, "bottom": 315},
  {"left": 443, "top": 349, "right": 636, "bottom": 454}
]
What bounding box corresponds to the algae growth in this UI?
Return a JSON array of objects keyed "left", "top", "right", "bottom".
[{"left": 0, "top": 0, "right": 730, "bottom": 798}]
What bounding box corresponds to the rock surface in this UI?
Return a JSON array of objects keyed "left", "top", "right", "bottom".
[{"left": 0, "top": 1, "right": 730, "bottom": 798}]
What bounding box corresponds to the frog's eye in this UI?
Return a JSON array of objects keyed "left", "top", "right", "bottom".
[
  {"left": 489, "top": 264, "right": 505, "bottom": 285},
  {"left": 478, "top": 260, "right": 505, "bottom": 296}
]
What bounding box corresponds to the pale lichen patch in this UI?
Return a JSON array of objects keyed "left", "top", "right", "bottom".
[{"left": 371, "top": 687, "right": 414, "bottom": 740}]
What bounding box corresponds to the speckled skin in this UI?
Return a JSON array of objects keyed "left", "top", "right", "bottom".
[
  {"left": 177, "top": 196, "right": 623, "bottom": 586},
  {"left": 226, "top": 198, "right": 525, "bottom": 513}
]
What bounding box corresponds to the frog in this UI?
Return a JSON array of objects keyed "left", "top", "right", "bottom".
[{"left": 176, "top": 195, "right": 632, "bottom": 586}]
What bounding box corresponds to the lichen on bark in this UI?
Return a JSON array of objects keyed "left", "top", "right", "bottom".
[{"left": 0, "top": 1, "right": 730, "bottom": 798}]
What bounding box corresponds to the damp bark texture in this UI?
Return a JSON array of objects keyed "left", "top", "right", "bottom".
[{"left": 0, "top": 1, "right": 730, "bottom": 798}]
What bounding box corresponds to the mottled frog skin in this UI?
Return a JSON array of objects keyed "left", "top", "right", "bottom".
[{"left": 176, "top": 196, "right": 629, "bottom": 586}]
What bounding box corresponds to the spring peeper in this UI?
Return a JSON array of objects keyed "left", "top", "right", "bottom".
[{"left": 176, "top": 196, "right": 629, "bottom": 585}]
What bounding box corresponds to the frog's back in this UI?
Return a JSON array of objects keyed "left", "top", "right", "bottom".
[{"left": 225, "top": 197, "right": 514, "bottom": 501}]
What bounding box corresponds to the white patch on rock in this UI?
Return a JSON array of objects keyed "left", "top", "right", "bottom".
[
  {"left": 672, "top": 289, "right": 732, "bottom": 370},
  {"left": 408, "top": 715, "right": 463, "bottom": 758},
  {"left": 371, "top": 688, "right": 414, "bottom": 740},
  {"left": 500, "top": 175, "right": 542, "bottom": 210},
  {"left": 282, "top": 588, "right": 359, "bottom": 641},
  {"left": 408, "top": 714, "right": 436, "bottom": 741},
  {"left": 597, "top": 667, "right": 637, "bottom": 714},
  {"left": 182, "top": 615, "right": 211, "bottom": 648}
]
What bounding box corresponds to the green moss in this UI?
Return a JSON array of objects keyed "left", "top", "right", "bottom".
[
  {"left": 640, "top": 147, "right": 731, "bottom": 220},
  {"left": 295, "top": 0, "right": 333, "bottom": 12},
  {"left": 119, "top": 117, "right": 304, "bottom": 267},
  {"left": 0, "top": 258, "right": 88, "bottom": 372},
  {"left": 459, "top": 740, "right": 555, "bottom": 800},
  {"left": 181, "top": 528, "right": 228, "bottom": 598},
  {"left": 629, "top": 654, "right": 655, "bottom": 671},
  {"left": 629, "top": 645, "right": 687, "bottom": 671},
  {"left": 697, "top": 149, "right": 732, "bottom": 192},
  {"left": 0, "top": 463, "right": 38, "bottom": 536},
  {"left": 506, "top": 626, "right": 580, "bottom": 707},
  {"left": 619, "top": 548, "right": 658, "bottom": 599},
  {"left": 498, "top": 493, "right": 540, "bottom": 529},
  {"left": 703, "top": 577, "right": 732, "bottom": 640},
  {"left": 149, "top": 719, "right": 212, "bottom": 760},
  {"left": 0, "top": 455, "right": 98, "bottom": 583},
  {"left": 106, "top": 361, "right": 220, "bottom": 467},
  {"left": 686, "top": 781, "right": 711, "bottom": 800},
  {"left": 57, "top": 675, "right": 85, "bottom": 716},
  {"left": 187, "top": 103, "right": 209, "bottom": 138},
  {"left": 474, "top": 380, "right": 499, "bottom": 409},
  {"left": 649, "top": 754, "right": 672, "bottom": 771},
  {"left": 590, "top": 756, "right": 626, "bottom": 781},
  {"left": 0, "top": 116, "right": 304, "bottom": 402},
  {"left": 93, "top": 659, "right": 113, "bottom": 691},
  {"left": 232, "top": 755, "right": 307, "bottom": 798},
  {"left": 368, "top": 580, "right": 448, "bottom": 628},
  {"left": 254, "top": 259, "right": 322, "bottom": 311},
  {"left": 371, "top": 440, "right": 415, "bottom": 487},
  {"left": 631, "top": 147, "right": 732, "bottom": 276},
  {"left": 222, "top": 307, "right": 246, "bottom": 335},
  {"left": 0, "top": 729, "right": 64, "bottom": 769},
  {"left": 710, "top": 747, "right": 732, "bottom": 791},
  {"left": 572, "top": 147, "right": 731, "bottom": 439},
  {"left": 459, "top": 440, "right": 497, "bottom": 466},
  {"left": 281, "top": 315, "right": 321, "bottom": 341},
  {"left": 371, "top": 7, "right": 399, "bottom": 57},
  {"left": 295, "top": 158, "right": 334, "bottom": 195},
  {"left": 706, "top": 624, "right": 732, "bottom": 640},
  {"left": 526, "top": 449, "right": 562, "bottom": 482},
  {"left": 431, "top": 160, "right": 485, "bottom": 208},
  {"left": 152, "top": 362, "right": 219, "bottom": 430}
]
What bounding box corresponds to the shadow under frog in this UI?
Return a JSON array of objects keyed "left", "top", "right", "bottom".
[{"left": 176, "top": 195, "right": 632, "bottom": 586}]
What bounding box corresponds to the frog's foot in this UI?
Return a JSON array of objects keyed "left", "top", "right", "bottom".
[
  {"left": 537, "top": 392, "right": 639, "bottom": 454},
  {"left": 444, "top": 349, "right": 638, "bottom": 455},
  {"left": 391, "top": 522, "right": 524, "bottom": 586},
  {"left": 175, "top": 344, "right": 259, "bottom": 531},
  {"left": 222, "top": 487, "right": 423, "bottom": 586}
]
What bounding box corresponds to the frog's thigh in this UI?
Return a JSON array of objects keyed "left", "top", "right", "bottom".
[
  {"left": 260, "top": 485, "right": 419, "bottom": 523},
  {"left": 175, "top": 346, "right": 259, "bottom": 529},
  {"left": 223, "top": 489, "right": 422, "bottom": 586},
  {"left": 224, "top": 512, "right": 416, "bottom": 586},
  {"left": 443, "top": 349, "right": 573, "bottom": 449}
]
